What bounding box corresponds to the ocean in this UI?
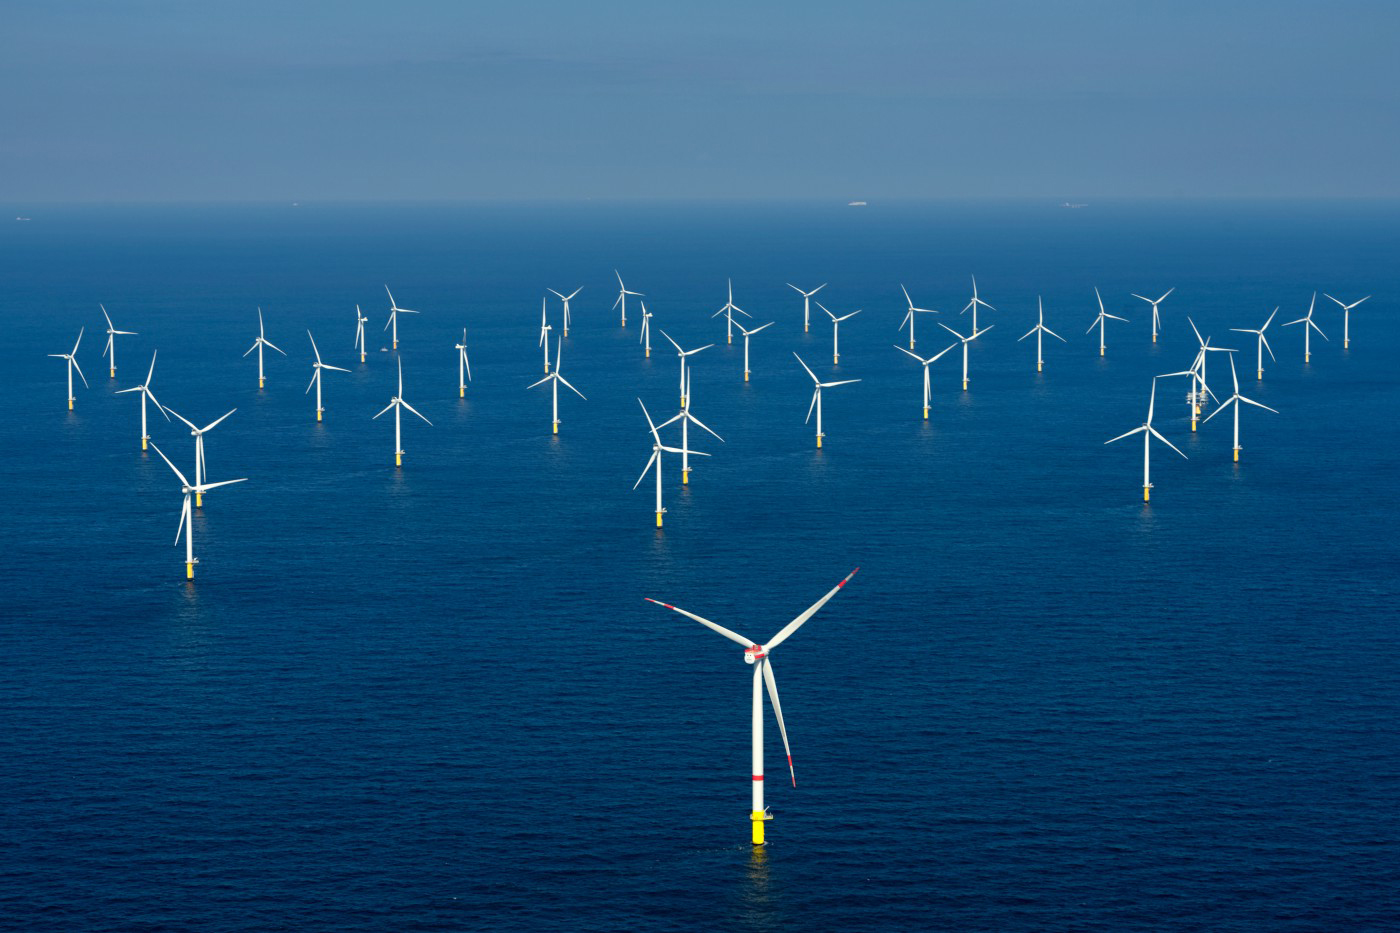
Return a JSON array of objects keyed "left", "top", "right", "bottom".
[{"left": 3, "top": 199, "right": 1398, "bottom": 931}]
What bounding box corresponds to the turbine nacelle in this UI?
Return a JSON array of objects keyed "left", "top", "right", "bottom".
[{"left": 743, "top": 644, "right": 768, "bottom": 664}]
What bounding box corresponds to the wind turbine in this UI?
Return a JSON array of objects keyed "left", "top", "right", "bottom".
[
  {"left": 164, "top": 406, "right": 236, "bottom": 507},
  {"left": 1324, "top": 293, "right": 1369, "bottom": 349},
  {"left": 613, "top": 271, "right": 643, "bottom": 327},
  {"left": 115, "top": 349, "right": 170, "bottom": 449},
  {"left": 712, "top": 279, "right": 752, "bottom": 344},
  {"left": 898, "top": 285, "right": 940, "bottom": 350},
  {"left": 937, "top": 321, "right": 995, "bottom": 391},
  {"left": 639, "top": 301, "right": 654, "bottom": 358},
  {"left": 1202, "top": 354, "right": 1278, "bottom": 462},
  {"left": 657, "top": 370, "right": 723, "bottom": 484},
  {"left": 734, "top": 320, "right": 774, "bottom": 382},
  {"left": 100, "top": 305, "right": 136, "bottom": 378},
  {"left": 305, "top": 331, "right": 350, "bottom": 422},
  {"left": 895, "top": 343, "right": 957, "bottom": 420},
  {"left": 794, "top": 353, "right": 859, "bottom": 448},
  {"left": 1131, "top": 287, "right": 1174, "bottom": 343},
  {"left": 455, "top": 329, "right": 472, "bottom": 397},
  {"left": 1086, "top": 287, "right": 1128, "bottom": 357},
  {"left": 816, "top": 302, "right": 861, "bottom": 365},
  {"left": 354, "top": 305, "right": 369, "bottom": 362},
  {"left": 1018, "top": 297, "right": 1066, "bottom": 372},
  {"left": 150, "top": 442, "right": 246, "bottom": 580},
  {"left": 1105, "top": 377, "right": 1187, "bottom": 503},
  {"left": 661, "top": 330, "right": 713, "bottom": 408},
  {"left": 49, "top": 327, "right": 88, "bottom": 410},
  {"left": 1186, "top": 318, "right": 1234, "bottom": 429},
  {"left": 960, "top": 276, "right": 996, "bottom": 332},
  {"left": 786, "top": 283, "right": 826, "bottom": 333},
  {"left": 538, "top": 297, "right": 553, "bottom": 372},
  {"left": 372, "top": 358, "right": 431, "bottom": 467},
  {"left": 634, "top": 398, "right": 706, "bottom": 527},
  {"left": 645, "top": 567, "right": 860, "bottom": 845},
  {"left": 548, "top": 287, "right": 583, "bottom": 338},
  {"left": 383, "top": 285, "right": 420, "bottom": 351},
  {"left": 1229, "top": 308, "right": 1278, "bottom": 380},
  {"left": 1284, "top": 293, "right": 1327, "bottom": 363},
  {"left": 243, "top": 308, "right": 285, "bottom": 388},
  {"left": 527, "top": 336, "right": 586, "bottom": 435}
]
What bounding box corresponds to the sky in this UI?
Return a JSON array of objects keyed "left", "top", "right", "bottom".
[{"left": 4, "top": 1, "right": 1398, "bottom": 202}]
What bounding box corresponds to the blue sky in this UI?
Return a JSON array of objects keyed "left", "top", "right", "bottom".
[{"left": 4, "top": 1, "right": 1397, "bottom": 201}]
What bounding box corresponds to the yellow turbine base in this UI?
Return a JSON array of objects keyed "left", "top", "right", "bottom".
[
  {"left": 393, "top": 340, "right": 398, "bottom": 350},
  {"left": 460, "top": 387, "right": 465, "bottom": 398},
  {"left": 1144, "top": 486, "right": 1150, "bottom": 502},
  {"left": 1191, "top": 419, "right": 1197, "bottom": 432},
  {"left": 395, "top": 451, "right": 402, "bottom": 467},
  {"left": 728, "top": 335, "right": 733, "bottom": 345},
  {"left": 645, "top": 348, "right": 650, "bottom": 358},
  {"left": 1305, "top": 353, "right": 1310, "bottom": 363},
  {"left": 751, "top": 810, "right": 770, "bottom": 846},
  {"left": 816, "top": 435, "right": 823, "bottom": 449},
  {"left": 655, "top": 511, "right": 663, "bottom": 528},
  {"left": 545, "top": 363, "right": 550, "bottom": 373},
  {"left": 316, "top": 410, "right": 322, "bottom": 422},
  {"left": 1153, "top": 334, "right": 1157, "bottom": 344},
  {"left": 360, "top": 352, "right": 366, "bottom": 363},
  {"left": 259, "top": 378, "right": 264, "bottom": 389},
  {"left": 564, "top": 329, "right": 569, "bottom": 338},
  {"left": 910, "top": 339, "right": 915, "bottom": 350},
  {"left": 683, "top": 469, "right": 689, "bottom": 485},
  {"left": 1100, "top": 347, "right": 1105, "bottom": 357},
  {"left": 186, "top": 561, "right": 194, "bottom": 580},
  {"left": 962, "top": 380, "right": 968, "bottom": 391},
  {"left": 923, "top": 407, "right": 929, "bottom": 420},
  {"left": 744, "top": 371, "right": 750, "bottom": 382},
  {"left": 110, "top": 368, "right": 116, "bottom": 378},
  {"left": 834, "top": 355, "right": 839, "bottom": 365},
  {"left": 804, "top": 323, "right": 809, "bottom": 333},
  {"left": 1234, "top": 448, "right": 1240, "bottom": 462},
  {"left": 1257, "top": 370, "right": 1263, "bottom": 380},
  {"left": 552, "top": 422, "right": 558, "bottom": 435},
  {"left": 196, "top": 492, "right": 202, "bottom": 507},
  {"left": 1344, "top": 339, "right": 1349, "bottom": 349},
  {"left": 1037, "top": 360, "right": 1043, "bottom": 372},
  {"left": 68, "top": 398, "right": 73, "bottom": 410},
  {"left": 141, "top": 437, "right": 148, "bottom": 451}
]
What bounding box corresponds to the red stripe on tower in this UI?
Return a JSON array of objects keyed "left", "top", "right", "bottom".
[{"left": 752, "top": 775, "right": 764, "bottom": 781}]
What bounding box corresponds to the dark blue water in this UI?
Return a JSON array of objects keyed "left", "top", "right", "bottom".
[{"left": 3, "top": 201, "right": 1398, "bottom": 931}]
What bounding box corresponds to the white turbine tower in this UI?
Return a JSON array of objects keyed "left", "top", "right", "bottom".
[
  {"left": 49, "top": 327, "right": 88, "bottom": 411},
  {"left": 613, "top": 270, "right": 643, "bottom": 327},
  {"left": 816, "top": 302, "right": 861, "bottom": 365},
  {"left": 1105, "top": 377, "right": 1187, "bottom": 502},
  {"left": 633, "top": 398, "right": 706, "bottom": 527},
  {"left": 305, "top": 331, "right": 350, "bottom": 422},
  {"left": 1086, "top": 287, "right": 1128, "bottom": 357},
  {"left": 244, "top": 308, "right": 285, "bottom": 388},
  {"left": 354, "top": 305, "right": 369, "bottom": 362},
  {"left": 527, "top": 337, "right": 586, "bottom": 435},
  {"left": 372, "top": 358, "right": 431, "bottom": 467},
  {"left": 794, "top": 353, "right": 859, "bottom": 448},
  {"left": 1185, "top": 318, "right": 1235, "bottom": 430},
  {"left": 960, "top": 275, "right": 996, "bottom": 332},
  {"left": 538, "top": 297, "right": 553, "bottom": 372},
  {"left": 895, "top": 343, "right": 958, "bottom": 420},
  {"left": 712, "top": 279, "right": 752, "bottom": 344},
  {"left": 100, "top": 305, "right": 137, "bottom": 378},
  {"left": 1131, "top": 287, "right": 1174, "bottom": 343},
  {"left": 164, "top": 406, "right": 236, "bottom": 508},
  {"left": 548, "top": 286, "right": 583, "bottom": 338},
  {"left": 639, "top": 301, "right": 654, "bottom": 358},
  {"left": 645, "top": 567, "right": 860, "bottom": 845},
  {"left": 734, "top": 320, "right": 774, "bottom": 382},
  {"left": 1202, "top": 354, "right": 1278, "bottom": 462},
  {"left": 455, "top": 329, "right": 472, "bottom": 397},
  {"left": 150, "top": 442, "right": 246, "bottom": 580},
  {"left": 786, "top": 283, "right": 827, "bottom": 333},
  {"left": 1229, "top": 308, "right": 1278, "bottom": 381},
  {"left": 661, "top": 330, "right": 713, "bottom": 408},
  {"left": 898, "top": 285, "right": 940, "bottom": 350},
  {"left": 115, "top": 349, "right": 170, "bottom": 449},
  {"left": 1324, "top": 293, "right": 1369, "bottom": 350},
  {"left": 383, "top": 285, "right": 420, "bottom": 351},
  {"left": 1018, "top": 297, "right": 1066, "bottom": 372},
  {"left": 657, "top": 370, "right": 723, "bottom": 484},
  {"left": 1283, "top": 293, "right": 1327, "bottom": 363},
  {"left": 937, "top": 321, "right": 995, "bottom": 391}
]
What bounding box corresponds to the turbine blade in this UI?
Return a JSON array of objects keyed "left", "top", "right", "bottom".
[
  {"left": 687, "top": 412, "right": 724, "bottom": 442},
  {"left": 792, "top": 353, "right": 819, "bottom": 384},
  {"left": 633, "top": 450, "right": 658, "bottom": 489},
  {"left": 201, "top": 408, "right": 237, "bottom": 433},
  {"left": 1105, "top": 426, "right": 1147, "bottom": 445},
  {"left": 644, "top": 597, "right": 756, "bottom": 648},
  {"left": 556, "top": 374, "right": 586, "bottom": 400},
  {"left": 399, "top": 399, "right": 432, "bottom": 425},
  {"left": 1149, "top": 425, "right": 1188, "bottom": 459},
  {"left": 150, "top": 442, "right": 190, "bottom": 486},
  {"left": 762, "top": 659, "right": 796, "bottom": 787},
  {"left": 764, "top": 568, "right": 860, "bottom": 651}
]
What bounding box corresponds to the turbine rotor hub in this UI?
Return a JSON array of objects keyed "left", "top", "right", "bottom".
[{"left": 743, "top": 645, "right": 767, "bottom": 664}]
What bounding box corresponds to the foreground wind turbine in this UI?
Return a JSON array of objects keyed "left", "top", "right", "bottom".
[
  {"left": 526, "top": 337, "right": 586, "bottom": 435},
  {"left": 633, "top": 398, "right": 705, "bottom": 527},
  {"left": 960, "top": 276, "right": 996, "bottom": 332},
  {"left": 115, "top": 349, "right": 170, "bottom": 449},
  {"left": 898, "top": 285, "right": 940, "bottom": 350},
  {"left": 895, "top": 343, "right": 957, "bottom": 420},
  {"left": 305, "top": 331, "right": 350, "bottom": 422},
  {"left": 1229, "top": 308, "right": 1278, "bottom": 380},
  {"left": 657, "top": 370, "right": 723, "bottom": 484},
  {"left": 354, "top": 305, "right": 369, "bottom": 362},
  {"left": 712, "top": 279, "right": 752, "bottom": 344},
  {"left": 244, "top": 308, "right": 285, "bottom": 388},
  {"left": 639, "top": 301, "right": 654, "bottom": 358},
  {"left": 614, "top": 271, "right": 643, "bottom": 327},
  {"left": 787, "top": 283, "right": 827, "bottom": 333},
  {"left": 1324, "top": 293, "right": 1369, "bottom": 350},
  {"left": 455, "top": 329, "right": 472, "bottom": 397},
  {"left": 817, "top": 302, "right": 861, "bottom": 364},
  {"left": 1202, "top": 354, "right": 1278, "bottom": 462},
  {"left": 165, "top": 405, "right": 236, "bottom": 507},
  {"left": 150, "top": 442, "right": 245, "bottom": 580},
  {"left": 1018, "top": 297, "right": 1066, "bottom": 372},
  {"left": 538, "top": 298, "right": 553, "bottom": 372},
  {"left": 49, "top": 327, "right": 88, "bottom": 410},
  {"left": 100, "top": 305, "right": 137, "bottom": 378},
  {"left": 373, "top": 358, "right": 431, "bottom": 467},
  {"left": 937, "top": 321, "right": 995, "bottom": 391},
  {"left": 1131, "top": 287, "right": 1174, "bottom": 343},
  {"left": 548, "top": 287, "right": 583, "bottom": 338},
  {"left": 734, "top": 320, "right": 774, "bottom": 381},
  {"left": 1086, "top": 287, "right": 1128, "bottom": 357},
  {"left": 1283, "top": 293, "right": 1327, "bottom": 363},
  {"left": 1105, "top": 377, "right": 1186, "bottom": 502},
  {"left": 383, "top": 285, "right": 420, "bottom": 351},
  {"left": 661, "top": 330, "right": 713, "bottom": 408},
  {"left": 645, "top": 567, "right": 860, "bottom": 845},
  {"left": 794, "top": 353, "right": 859, "bottom": 448}
]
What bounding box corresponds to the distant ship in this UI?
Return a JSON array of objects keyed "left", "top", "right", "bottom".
[
  {"left": 15, "top": 216, "right": 31, "bottom": 221},
  {"left": 1060, "top": 202, "right": 1088, "bottom": 209},
  {"left": 848, "top": 201, "right": 867, "bottom": 207}
]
